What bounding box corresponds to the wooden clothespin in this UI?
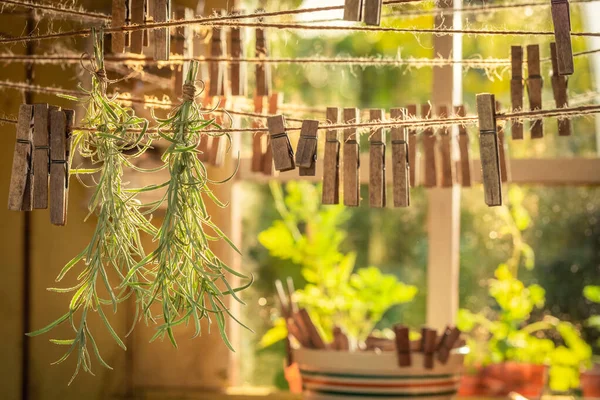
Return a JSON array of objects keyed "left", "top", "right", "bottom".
[
  {"left": 111, "top": 0, "right": 127, "bottom": 53},
  {"left": 510, "top": 46, "right": 524, "bottom": 140},
  {"left": 267, "top": 115, "right": 295, "bottom": 172},
  {"left": 344, "top": 0, "right": 364, "bottom": 22},
  {"left": 152, "top": 0, "right": 170, "bottom": 61},
  {"left": 365, "top": 335, "right": 394, "bottom": 352},
  {"left": 550, "top": 0, "right": 574, "bottom": 76},
  {"left": 393, "top": 325, "right": 411, "bottom": 367},
  {"left": 390, "top": 108, "right": 409, "bottom": 207},
  {"left": 209, "top": 10, "right": 227, "bottom": 97},
  {"left": 296, "top": 120, "right": 319, "bottom": 176},
  {"left": 550, "top": 42, "right": 572, "bottom": 137},
  {"left": 50, "top": 109, "right": 69, "bottom": 225},
  {"left": 298, "top": 309, "right": 327, "bottom": 349},
  {"left": 455, "top": 105, "right": 471, "bottom": 187},
  {"left": 526, "top": 44, "right": 543, "bottom": 139},
  {"left": 332, "top": 326, "right": 350, "bottom": 351},
  {"left": 251, "top": 96, "right": 264, "bottom": 172},
  {"left": 209, "top": 98, "right": 228, "bottom": 167},
  {"left": 437, "top": 326, "right": 461, "bottom": 364},
  {"left": 369, "top": 109, "right": 386, "bottom": 208},
  {"left": 496, "top": 101, "right": 511, "bottom": 183},
  {"left": 33, "top": 104, "right": 52, "bottom": 209},
  {"left": 263, "top": 92, "right": 281, "bottom": 175},
  {"left": 437, "top": 106, "right": 454, "bottom": 188},
  {"left": 406, "top": 105, "right": 418, "bottom": 187},
  {"left": 476, "top": 93, "right": 503, "bottom": 207},
  {"left": 8, "top": 104, "right": 34, "bottom": 212},
  {"left": 143, "top": 0, "right": 152, "bottom": 48},
  {"left": 422, "top": 328, "right": 437, "bottom": 370},
  {"left": 343, "top": 108, "right": 360, "bottom": 207},
  {"left": 130, "top": 0, "right": 145, "bottom": 54},
  {"left": 364, "top": 0, "right": 383, "bottom": 26},
  {"left": 172, "top": 5, "right": 194, "bottom": 98},
  {"left": 255, "top": 9, "right": 271, "bottom": 97},
  {"left": 322, "top": 107, "right": 341, "bottom": 205},
  {"left": 230, "top": 10, "right": 248, "bottom": 97},
  {"left": 422, "top": 104, "right": 437, "bottom": 188}
]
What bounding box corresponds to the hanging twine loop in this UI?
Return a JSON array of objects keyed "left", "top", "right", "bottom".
[{"left": 182, "top": 83, "right": 197, "bottom": 102}]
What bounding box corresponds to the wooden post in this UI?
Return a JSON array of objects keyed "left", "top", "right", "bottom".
[{"left": 427, "top": 0, "right": 462, "bottom": 332}]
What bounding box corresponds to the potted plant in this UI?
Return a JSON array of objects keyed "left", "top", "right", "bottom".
[
  {"left": 582, "top": 285, "right": 600, "bottom": 397},
  {"left": 458, "top": 265, "right": 591, "bottom": 397}
]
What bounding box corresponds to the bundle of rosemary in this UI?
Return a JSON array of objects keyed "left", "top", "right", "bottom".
[
  {"left": 124, "top": 60, "right": 251, "bottom": 349},
  {"left": 28, "top": 30, "right": 158, "bottom": 382}
]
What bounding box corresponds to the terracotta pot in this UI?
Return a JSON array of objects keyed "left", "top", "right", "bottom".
[
  {"left": 459, "top": 362, "right": 547, "bottom": 397},
  {"left": 581, "top": 365, "right": 600, "bottom": 398},
  {"left": 284, "top": 363, "right": 303, "bottom": 394}
]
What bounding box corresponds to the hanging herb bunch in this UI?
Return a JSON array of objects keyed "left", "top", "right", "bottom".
[
  {"left": 124, "top": 60, "right": 252, "bottom": 349},
  {"left": 29, "top": 29, "right": 160, "bottom": 382}
]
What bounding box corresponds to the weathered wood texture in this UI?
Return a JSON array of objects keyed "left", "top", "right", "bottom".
[
  {"left": 526, "top": 44, "right": 544, "bottom": 139},
  {"left": 296, "top": 120, "right": 319, "bottom": 176},
  {"left": 438, "top": 106, "right": 454, "bottom": 188},
  {"left": 267, "top": 115, "right": 295, "bottom": 172},
  {"left": 152, "top": 0, "right": 170, "bottom": 61},
  {"left": 455, "top": 105, "right": 471, "bottom": 187},
  {"left": 209, "top": 11, "right": 226, "bottom": 97},
  {"left": 322, "top": 107, "right": 341, "bottom": 204},
  {"left": 496, "top": 101, "right": 511, "bottom": 183},
  {"left": 263, "top": 93, "right": 281, "bottom": 175},
  {"left": 369, "top": 109, "right": 386, "bottom": 207},
  {"left": 364, "top": 0, "right": 382, "bottom": 26},
  {"left": 8, "top": 104, "right": 33, "bottom": 212},
  {"left": 255, "top": 11, "right": 271, "bottom": 97},
  {"left": 130, "top": 0, "right": 145, "bottom": 53},
  {"left": 550, "top": 0, "right": 574, "bottom": 75},
  {"left": 510, "top": 45, "right": 524, "bottom": 140},
  {"left": 251, "top": 96, "right": 264, "bottom": 172},
  {"left": 49, "top": 109, "right": 67, "bottom": 226},
  {"left": 406, "top": 104, "right": 419, "bottom": 187},
  {"left": 33, "top": 104, "right": 50, "bottom": 209},
  {"left": 230, "top": 11, "right": 247, "bottom": 97},
  {"left": 550, "top": 42, "right": 572, "bottom": 136},
  {"left": 343, "top": 0, "right": 363, "bottom": 21},
  {"left": 422, "top": 104, "right": 437, "bottom": 188},
  {"left": 390, "top": 108, "right": 409, "bottom": 207},
  {"left": 111, "top": 0, "right": 127, "bottom": 53},
  {"left": 477, "top": 93, "right": 502, "bottom": 207},
  {"left": 343, "top": 108, "right": 360, "bottom": 207}
]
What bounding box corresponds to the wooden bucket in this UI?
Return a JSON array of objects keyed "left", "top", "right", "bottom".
[{"left": 295, "top": 348, "right": 465, "bottom": 400}]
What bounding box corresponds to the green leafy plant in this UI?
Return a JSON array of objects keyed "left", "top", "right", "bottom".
[
  {"left": 124, "top": 60, "right": 251, "bottom": 349},
  {"left": 584, "top": 285, "right": 600, "bottom": 346},
  {"left": 259, "top": 182, "right": 417, "bottom": 349},
  {"left": 28, "top": 30, "right": 156, "bottom": 382}
]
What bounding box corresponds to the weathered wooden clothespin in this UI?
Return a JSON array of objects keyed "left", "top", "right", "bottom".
[
  {"left": 526, "top": 44, "right": 543, "bottom": 139},
  {"left": 50, "top": 109, "right": 69, "bottom": 225},
  {"left": 263, "top": 92, "right": 281, "bottom": 175},
  {"left": 423, "top": 328, "right": 437, "bottom": 369},
  {"left": 33, "top": 104, "right": 51, "bottom": 209},
  {"left": 369, "top": 109, "right": 386, "bottom": 207},
  {"left": 209, "top": 10, "right": 227, "bottom": 97},
  {"left": 495, "top": 101, "right": 511, "bottom": 183},
  {"left": 267, "top": 115, "right": 295, "bottom": 172},
  {"left": 143, "top": 0, "right": 152, "bottom": 48},
  {"left": 8, "top": 104, "right": 34, "bottom": 212},
  {"left": 476, "top": 93, "right": 503, "bottom": 207},
  {"left": 343, "top": 108, "right": 360, "bottom": 207},
  {"left": 296, "top": 120, "right": 319, "bottom": 176},
  {"left": 111, "top": 0, "right": 127, "bottom": 53},
  {"left": 364, "top": 0, "right": 383, "bottom": 26},
  {"left": 437, "top": 326, "right": 461, "bottom": 364},
  {"left": 550, "top": 0, "right": 574, "bottom": 76},
  {"left": 152, "top": 0, "right": 170, "bottom": 61},
  {"left": 209, "top": 99, "right": 228, "bottom": 167},
  {"left": 322, "top": 107, "right": 341, "bottom": 205},
  {"left": 251, "top": 96, "right": 265, "bottom": 172},
  {"left": 130, "top": 0, "right": 146, "bottom": 54},
  {"left": 172, "top": 5, "right": 194, "bottom": 98},
  {"left": 550, "top": 42, "right": 572, "bottom": 136},
  {"left": 422, "top": 104, "right": 437, "bottom": 188},
  {"left": 510, "top": 46, "right": 524, "bottom": 140},
  {"left": 255, "top": 9, "right": 271, "bottom": 97},
  {"left": 454, "top": 105, "right": 471, "bottom": 187},
  {"left": 393, "top": 325, "right": 411, "bottom": 367},
  {"left": 406, "top": 105, "right": 418, "bottom": 187},
  {"left": 343, "top": 0, "right": 364, "bottom": 22},
  {"left": 230, "top": 10, "right": 248, "bottom": 97},
  {"left": 437, "top": 106, "right": 454, "bottom": 188},
  {"left": 390, "top": 108, "right": 409, "bottom": 207}
]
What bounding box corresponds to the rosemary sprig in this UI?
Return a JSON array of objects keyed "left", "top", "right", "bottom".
[
  {"left": 125, "top": 61, "right": 252, "bottom": 349},
  {"left": 28, "top": 29, "right": 156, "bottom": 383}
]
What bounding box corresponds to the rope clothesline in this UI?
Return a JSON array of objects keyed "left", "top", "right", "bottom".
[
  {"left": 1, "top": 0, "right": 111, "bottom": 21},
  {"left": 2, "top": 48, "right": 599, "bottom": 70}
]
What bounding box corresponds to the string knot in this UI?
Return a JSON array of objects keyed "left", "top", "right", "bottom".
[
  {"left": 182, "top": 83, "right": 197, "bottom": 101},
  {"left": 95, "top": 68, "right": 107, "bottom": 82}
]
